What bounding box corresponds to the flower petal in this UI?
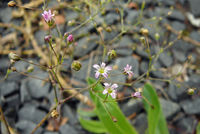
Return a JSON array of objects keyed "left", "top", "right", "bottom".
[
  {"left": 105, "top": 66, "right": 112, "bottom": 71},
  {"left": 93, "top": 64, "right": 100, "bottom": 69},
  {"left": 111, "top": 92, "right": 116, "bottom": 99},
  {"left": 102, "top": 73, "right": 108, "bottom": 78},
  {"left": 103, "top": 89, "right": 108, "bottom": 94},
  {"left": 104, "top": 83, "right": 110, "bottom": 87},
  {"left": 111, "top": 84, "right": 118, "bottom": 89},
  {"left": 95, "top": 71, "right": 100, "bottom": 78},
  {"left": 101, "top": 62, "right": 106, "bottom": 68}
]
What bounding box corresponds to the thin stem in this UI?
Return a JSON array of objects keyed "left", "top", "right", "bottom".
[{"left": 0, "top": 106, "right": 11, "bottom": 134}]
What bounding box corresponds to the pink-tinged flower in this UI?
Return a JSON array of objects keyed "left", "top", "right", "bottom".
[
  {"left": 123, "top": 64, "right": 134, "bottom": 78},
  {"left": 93, "top": 62, "right": 112, "bottom": 79},
  {"left": 42, "top": 10, "right": 54, "bottom": 23},
  {"left": 132, "top": 92, "right": 142, "bottom": 98},
  {"left": 67, "top": 34, "right": 74, "bottom": 42},
  {"left": 44, "top": 35, "right": 52, "bottom": 42},
  {"left": 103, "top": 83, "right": 118, "bottom": 99}
]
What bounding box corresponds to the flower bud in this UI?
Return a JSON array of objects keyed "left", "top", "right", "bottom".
[
  {"left": 44, "top": 35, "right": 52, "bottom": 42},
  {"left": 140, "top": 36, "right": 145, "bottom": 44},
  {"left": 8, "top": 1, "right": 16, "bottom": 7},
  {"left": 67, "top": 20, "right": 75, "bottom": 26},
  {"left": 187, "top": 88, "right": 195, "bottom": 95},
  {"left": 27, "top": 65, "right": 34, "bottom": 73},
  {"left": 155, "top": 33, "right": 160, "bottom": 41},
  {"left": 67, "top": 34, "right": 74, "bottom": 43},
  {"left": 11, "top": 67, "right": 17, "bottom": 72},
  {"left": 107, "top": 49, "right": 117, "bottom": 60},
  {"left": 71, "top": 61, "right": 82, "bottom": 71},
  {"left": 97, "top": 27, "right": 103, "bottom": 33},
  {"left": 9, "top": 52, "right": 20, "bottom": 61},
  {"left": 51, "top": 109, "right": 59, "bottom": 118},
  {"left": 140, "top": 28, "right": 149, "bottom": 36},
  {"left": 105, "top": 27, "right": 112, "bottom": 32}
]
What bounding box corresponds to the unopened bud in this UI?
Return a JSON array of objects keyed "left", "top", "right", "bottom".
[
  {"left": 67, "top": 20, "right": 75, "bottom": 26},
  {"left": 51, "top": 110, "right": 59, "bottom": 118},
  {"left": 140, "top": 36, "right": 145, "bottom": 44},
  {"left": 107, "top": 49, "right": 117, "bottom": 60},
  {"left": 97, "top": 27, "right": 103, "bottom": 33},
  {"left": 9, "top": 52, "right": 20, "bottom": 61},
  {"left": 44, "top": 35, "right": 52, "bottom": 42},
  {"left": 64, "top": 32, "right": 69, "bottom": 38},
  {"left": 71, "top": 61, "right": 82, "bottom": 71},
  {"left": 140, "top": 28, "right": 149, "bottom": 36},
  {"left": 8, "top": 1, "right": 16, "bottom": 7},
  {"left": 67, "top": 34, "right": 74, "bottom": 43},
  {"left": 105, "top": 27, "right": 112, "bottom": 32},
  {"left": 187, "top": 88, "right": 195, "bottom": 95},
  {"left": 155, "top": 33, "right": 160, "bottom": 41},
  {"left": 11, "top": 67, "right": 17, "bottom": 72},
  {"left": 27, "top": 65, "right": 34, "bottom": 73}
]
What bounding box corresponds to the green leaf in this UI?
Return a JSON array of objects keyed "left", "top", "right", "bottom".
[
  {"left": 197, "top": 122, "right": 200, "bottom": 134},
  {"left": 143, "top": 83, "right": 169, "bottom": 134},
  {"left": 87, "top": 77, "right": 138, "bottom": 134},
  {"left": 77, "top": 108, "right": 97, "bottom": 118},
  {"left": 79, "top": 117, "right": 107, "bottom": 133}
]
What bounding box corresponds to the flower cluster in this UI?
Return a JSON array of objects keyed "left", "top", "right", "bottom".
[{"left": 93, "top": 62, "right": 136, "bottom": 99}]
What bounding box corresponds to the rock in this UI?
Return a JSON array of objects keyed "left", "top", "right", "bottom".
[
  {"left": 4, "top": 94, "right": 20, "bottom": 108},
  {"left": 121, "top": 99, "right": 143, "bottom": 117},
  {"left": 16, "top": 120, "right": 43, "bottom": 134},
  {"left": 171, "top": 21, "right": 186, "bottom": 31},
  {"left": 48, "top": 87, "right": 61, "bottom": 105},
  {"left": 140, "top": 61, "right": 148, "bottom": 74},
  {"left": 35, "top": 30, "right": 46, "bottom": 45},
  {"left": 167, "top": 82, "right": 187, "bottom": 101},
  {"left": 171, "top": 38, "right": 194, "bottom": 52},
  {"left": 18, "top": 105, "right": 46, "bottom": 124},
  {"left": 115, "top": 56, "right": 139, "bottom": 78},
  {"left": 190, "top": 31, "right": 200, "bottom": 42},
  {"left": 65, "top": 11, "right": 79, "bottom": 21},
  {"left": 62, "top": 104, "right": 78, "bottom": 125},
  {"left": 0, "top": 58, "right": 9, "bottom": 71},
  {"left": 103, "top": 30, "right": 118, "bottom": 41},
  {"left": 118, "top": 36, "right": 133, "bottom": 46},
  {"left": 60, "top": 124, "right": 78, "bottom": 134},
  {"left": 74, "top": 35, "right": 99, "bottom": 57},
  {"left": 116, "top": 47, "right": 133, "bottom": 56},
  {"left": 172, "top": 50, "right": 187, "bottom": 62},
  {"left": 0, "top": 7, "right": 12, "bottom": 23},
  {"left": 125, "top": 10, "right": 138, "bottom": 25},
  {"left": 160, "top": 98, "right": 180, "bottom": 119},
  {"left": 20, "top": 79, "right": 31, "bottom": 103},
  {"left": 105, "top": 12, "right": 119, "bottom": 25},
  {"left": 132, "top": 113, "right": 148, "bottom": 134},
  {"left": 176, "top": 117, "right": 198, "bottom": 134},
  {"left": 189, "top": 0, "right": 200, "bottom": 17},
  {"left": 44, "top": 132, "right": 59, "bottom": 134},
  {"left": 187, "top": 74, "right": 200, "bottom": 89},
  {"left": 0, "top": 81, "right": 19, "bottom": 96},
  {"left": 167, "top": 9, "right": 185, "bottom": 22},
  {"left": 180, "top": 98, "right": 200, "bottom": 114},
  {"left": 135, "top": 47, "right": 149, "bottom": 59},
  {"left": 158, "top": 0, "right": 175, "bottom": 6},
  {"left": 27, "top": 71, "right": 50, "bottom": 99},
  {"left": 14, "top": 60, "right": 29, "bottom": 72},
  {"left": 159, "top": 51, "right": 173, "bottom": 67}
]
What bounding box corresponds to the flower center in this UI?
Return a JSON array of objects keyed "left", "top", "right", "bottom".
[
  {"left": 99, "top": 68, "right": 104, "bottom": 74},
  {"left": 107, "top": 88, "right": 113, "bottom": 94}
]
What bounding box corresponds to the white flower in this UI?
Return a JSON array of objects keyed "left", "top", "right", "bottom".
[
  {"left": 103, "top": 83, "right": 118, "bottom": 99},
  {"left": 93, "top": 62, "right": 112, "bottom": 79},
  {"left": 123, "top": 64, "right": 134, "bottom": 78}
]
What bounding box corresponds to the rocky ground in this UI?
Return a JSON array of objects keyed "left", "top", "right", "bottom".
[{"left": 0, "top": 0, "right": 200, "bottom": 134}]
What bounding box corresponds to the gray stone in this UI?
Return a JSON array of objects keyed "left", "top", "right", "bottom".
[
  {"left": 167, "top": 82, "right": 187, "bottom": 101},
  {"left": 105, "top": 13, "right": 120, "bottom": 25},
  {"left": 74, "top": 35, "right": 99, "bottom": 57},
  {"left": 158, "top": 0, "right": 175, "bottom": 6},
  {"left": 0, "top": 81, "right": 19, "bottom": 96},
  {"left": 171, "top": 21, "right": 186, "bottom": 31},
  {"left": 115, "top": 56, "right": 139, "bottom": 78},
  {"left": 190, "top": 31, "right": 200, "bottom": 42},
  {"left": 160, "top": 98, "right": 180, "bottom": 119},
  {"left": 187, "top": 74, "right": 200, "bottom": 89},
  {"left": 176, "top": 117, "right": 198, "bottom": 134},
  {"left": 27, "top": 71, "right": 50, "bottom": 99},
  {"left": 14, "top": 60, "right": 29, "bottom": 72},
  {"left": 16, "top": 120, "right": 43, "bottom": 134},
  {"left": 172, "top": 50, "right": 186, "bottom": 62},
  {"left": 125, "top": 10, "right": 138, "bottom": 25},
  {"left": 116, "top": 48, "right": 132, "bottom": 56},
  {"left": 18, "top": 105, "right": 46, "bottom": 124},
  {"left": 0, "top": 7, "right": 12, "bottom": 23},
  {"left": 180, "top": 98, "right": 200, "bottom": 114},
  {"left": 65, "top": 11, "right": 79, "bottom": 21},
  {"left": 5, "top": 94, "right": 20, "bottom": 108},
  {"left": 62, "top": 104, "right": 78, "bottom": 125},
  {"left": 189, "top": 0, "right": 200, "bottom": 17},
  {"left": 44, "top": 132, "right": 59, "bottom": 134},
  {"left": 122, "top": 99, "right": 143, "bottom": 117},
  {"left": 172, "top": 39, "right": 194, "bottom": 52},
  {"left": 140, "top": 61, "right": 148, "bottom": 74},
  {"left": 60, "top": 124, "right": 78, "bottom": 134},
  {"left": 150, "top": 70, "right": 164, "bottom": 79},
  {"left": 167, "top": 9, "right": 185, "bottom": 22},
  {"left": 20, "top": 79, "right": 31, "bottom": 103},
  {"left": 0, "top": 58, "right": 9, "bottom": 70},
  {"left": 132, "top": 113, "right": 148, "bottom": 134},
  {"left": 135, "top": 47, "right": 149, "bottom": 59},
  {"left": 35, "top": 30, "right": 46, "bottom": 45},
  {"left": 159, "top": 52, "right": 173, "bottom": 67}
]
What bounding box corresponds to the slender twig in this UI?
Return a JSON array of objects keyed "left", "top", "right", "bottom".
[{"left": 0, "top": 106, "right": 11, "bottom": 134}]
